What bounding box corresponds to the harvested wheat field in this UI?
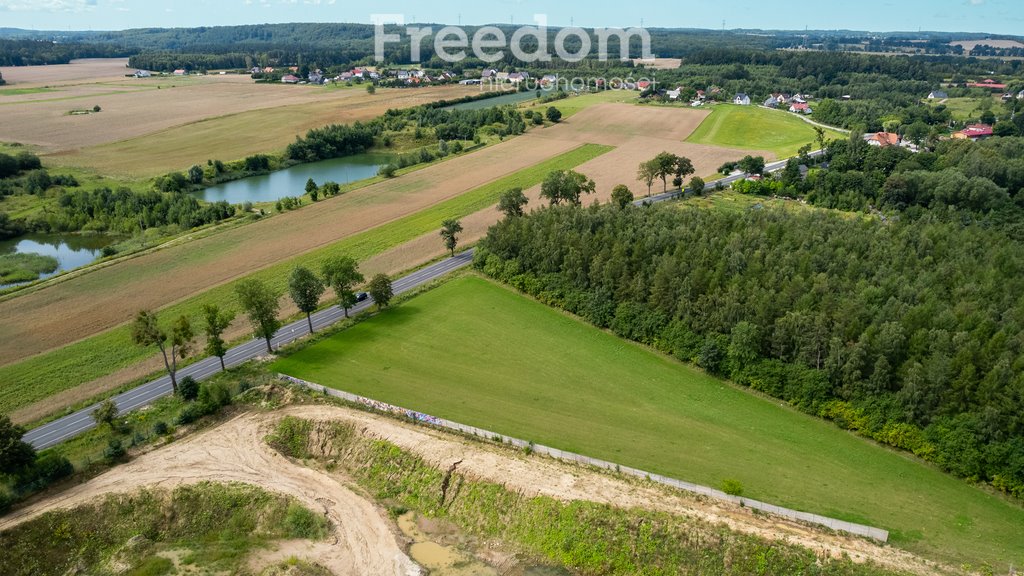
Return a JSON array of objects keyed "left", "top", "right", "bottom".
[
  {"left": 0, "top": 135, "right": 582, "bottom": 366},
  {"left": 531, "top": 103, "right": 768, "bottom": 194},
  {"left": 0, "top": 58, "right": 477, "bottom": 176},
  {"left": 0, "top": 58, "right": 133, "bottom": 87},
  {"left": 0, "top": 404, "right": 944, "bottom": 576}
]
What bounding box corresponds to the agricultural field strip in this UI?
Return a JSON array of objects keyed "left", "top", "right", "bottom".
[
  {"left": 0, "top": 143, "right": 610, "bottom": 417},
  {"left": 22, "top": 149, "right": 796, "bottom": 448},
  {"left": 22, "top": 252, "right": 474, "bottom": 449},
  {"left": 281, "top": 373, "right": 889, "bottom": 542}
]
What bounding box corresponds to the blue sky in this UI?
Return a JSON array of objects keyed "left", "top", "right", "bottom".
[{"left": 0, "top": 0, "right": 1020, "bottom": 35}]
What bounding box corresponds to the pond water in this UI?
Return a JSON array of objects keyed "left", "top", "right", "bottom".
[
  {"left": 0, "top": 233, "right": 113, "bottom": 288},
  {"left": 444, "top": 90, "right": 541, "bottom": 110},
  {"left": 193, "top": 152, "right": 397, "bottom": 204}
]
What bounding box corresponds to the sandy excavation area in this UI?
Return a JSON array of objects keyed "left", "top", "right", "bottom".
[{"left": 0, "top": 403, "right": 943, "bottom": 576}]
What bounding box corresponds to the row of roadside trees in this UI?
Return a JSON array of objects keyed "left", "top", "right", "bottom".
[{"left": 130, "top": 256, "right": 395, "bottom": 394}]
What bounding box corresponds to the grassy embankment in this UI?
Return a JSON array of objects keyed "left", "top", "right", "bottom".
[
  {"left": 687, "top": 104, "right": 846, "bottom": 157},
  {"left": 273, "top": 275, "right": 1024, "bottom": 568},
  {"left": 0, "top": 144, "right": 613, "bottom": 418},
  {"left": 268, "top": 416, "right": 912, "bottom": 576},
  {"left": 0, "top": 482, "right": 328, "bottom": 576}
]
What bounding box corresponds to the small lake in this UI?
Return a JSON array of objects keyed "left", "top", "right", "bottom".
[
  {"left": 194, "top": 153, "right": 397, "bottom": 204},
  {"left": 444, "top": 90, "right": 541, "bottom": 110},
  {"left": 0, "top": 233, "right": 113, "bottom": 288}
]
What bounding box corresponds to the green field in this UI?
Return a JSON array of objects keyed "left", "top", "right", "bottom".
[
  {"left": 925, "top": 96, "right": 1001, "bottom": 122},
  {"left": 0, "top": 87, "right": 56, "bottom": 97},
  {"left": 273, "top": 275, "right": 1024, "bottom": 568},
  {"left": 0, "top": 144, "right": 613, "bottom": 418},
  {"left": 528, "top": 90, "right": 639, "bottom": 119},
  {"left": 687, "top": 104, "right": 846, "bottom": 157}
]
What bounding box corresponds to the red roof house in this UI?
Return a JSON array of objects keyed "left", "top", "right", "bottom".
[{"left": 953, "top": 124, "right": 994, "bottom": 140}]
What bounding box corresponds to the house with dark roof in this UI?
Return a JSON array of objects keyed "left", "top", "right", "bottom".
[
  {"left": 927, "top": 90, "right": 948, "bottom": 100},
  {"left": 733, "top": 93, "right": 751, "bottom": 105}
]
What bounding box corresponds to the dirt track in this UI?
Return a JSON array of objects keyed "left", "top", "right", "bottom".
[{"left": 0, "top": 404, "right": 942, "bottom": 576}]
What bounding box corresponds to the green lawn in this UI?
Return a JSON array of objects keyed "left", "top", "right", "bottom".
[
  {"left": 273, "top": 275, "right": 1024, "bottom": 569},
  {"left": 0, "top": 144, "right": 613, "bottom": 418},
  {"left": 925, "top": 96, "right": 1001, "bottom": 122},
  {"left": 0, "top": 87, "right": 57, "bottom": 96},
  {"left": 687, "top": 104, "right": 846, "bottom": 157}
]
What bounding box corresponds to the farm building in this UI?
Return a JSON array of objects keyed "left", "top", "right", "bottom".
[
  {"left": 928, "top": 90, "right": 948, "bottom": 99},
  {"left": 967, "top": 79, "right": 1007, "bottom": 90},
  {"left": 953, "top": 124, "right": 994, "bottom": 140}
]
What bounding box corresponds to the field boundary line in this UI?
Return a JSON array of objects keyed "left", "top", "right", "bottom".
[{"left": 278, "top": 374, "right": 890, "bottom": 543}]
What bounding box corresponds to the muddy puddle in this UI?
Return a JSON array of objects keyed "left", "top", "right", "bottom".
[{"left": 397, "top": 512, "right": 570, "bottom": 576}]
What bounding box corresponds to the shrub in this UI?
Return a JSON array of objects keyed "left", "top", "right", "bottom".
[
  {"left": 722, "top": 479, "right": 744, "bottom": 496},
  {"left": 198, "top": 382, "right": 232, "bottom": 412},
  {"left": 284, "top": 501, "right": 329, "bottom": 539},
  {"left": 15, "top": 452, "right": 73, "bottom": 494},
  {"left": 152, "top": 421, "right": 169, "bottom": 436},
  {"left": 178, "top": 376, "right": 199, "bottom": 401},
  {"left": 378, "top": 164, "right": 398, "bottom": 178},
  {"left": 103, "top": 438, "right": 127, "bottom": 462},
  {"left": 100, "top": 245, "right": 117, "bottom": 258}
]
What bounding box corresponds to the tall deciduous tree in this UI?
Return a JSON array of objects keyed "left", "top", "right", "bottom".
[
  {"left": 92, "top": 399, "right": 119, "bottom": 429},
  {"left": 637, "top": 160, "right": 658, "bottom": 197},
  {"left": 322, "top": 256, "right": 364, "bottom": 318},
  {"left": 235, "top": 279, "right": 282, "bottom": 354},
  {"left": 0, "top": 414, "right": 35, "bottom": 476},
  {"left": 653, "top": 151, "right": 680, "bottom": 192},
  {"left": 131, "top": 310, "right": 194, "bottom": 392},
  {"left": 498, "top": 187, "right": 529, "bottom": 218},
  {"left": 440, "top": 219, "right": 464, "bottom": 256},
  {"left": 289, "top": 266, "right": 326, "bottom": 333},
  {"left": 540, "top": 170, "right": 596, "bottom": 206},
  {"left": 368, "top": 273, "right": 394, "bottom": 310},
  {"left": 688, "top": 176, "right": 706, "bottom": 196},
  {"left": 202, "top": 304, "right": 235, "bottom": 371}
]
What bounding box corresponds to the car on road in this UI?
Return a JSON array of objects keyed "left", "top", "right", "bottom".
[{"left": 356, "top": 292, "right": 369, "bottom": 302}]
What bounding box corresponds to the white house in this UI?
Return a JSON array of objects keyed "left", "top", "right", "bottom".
[
  {"left": 733, "top": 93, "right": 751, "bottom": 106},
  {"left": 133, "top": 70, "right": 151, "bottom": 78},
  {"left": 928, "top": 90, "right": 948, "bottom": 100},
  {"left": 667, "top": 87, "right": 683, "bottom": 100}
]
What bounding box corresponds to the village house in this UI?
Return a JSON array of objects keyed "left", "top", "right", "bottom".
[
  {"left": 667, "top": 87, "right": 683, "bottom": 101},
  {"left": 133, "top": 70, "right": 151, "bottom": 78},
  {"left": 928, "top": 90, "right": 948, "bottom": 100},
  {"left": 173, "top": 69, "right": 186, "bottom": 76},
  {"left": 733, "top": 93, "right": 751, "bottom": 105},
  {"left": 763, "top": 96, "right": 779, "bottom": 108},
  {"left": 789, "top": 102, "right": 812, "bottom": 114},
  {"left": 866, "top": 132, "right": 901, "bottom": 147},
  {"left": 967, "top": 79, "right": 1007, "bottom": 90},
  {"left": 508, "top": 72, "right": 529, "bottom": 84},
  {"left": 281, "top": 74, "right": 301, "bottom": 84},
  {"left": 953, "top": 124, "right": 994, "bottom": 140}
]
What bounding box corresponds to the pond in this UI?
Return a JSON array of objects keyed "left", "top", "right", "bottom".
[
  {"left": 194, "top": 152, "right": 397, "bottom": 204},
  {"left": 443, "top": 90, "right": 541, "bottom": 110},
  {"left": 0, "top": 233, "right": 113, "bottom": 288}
]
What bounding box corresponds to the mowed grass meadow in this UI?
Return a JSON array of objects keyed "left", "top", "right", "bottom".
[
  {"left": 273, "top": 275, "right": 1024, "bottom": 568},
  {"left": 0, "top": 144, "right": 613, "bottom": 417},
  {"left": 686, "top": 104, "right": 846, "bottom": 157}
]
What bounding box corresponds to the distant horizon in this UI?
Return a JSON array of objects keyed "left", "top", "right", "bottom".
[
  {"left": 2, "top": 23, "right": 1023, "bottom": 39},
  {"left": 0, "top": 0, "right": 1021, "bottom": 37}
]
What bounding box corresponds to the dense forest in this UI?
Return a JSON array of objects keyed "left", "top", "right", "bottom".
[
  {"left": 732, "top": 135, "right": 1024, "bottom": 238},
  {"left": 0, "top": 39, "right": 130, "bottom": 66},
  {"left": 475, "top": 202, "right": 1024, "bottom": 499}
]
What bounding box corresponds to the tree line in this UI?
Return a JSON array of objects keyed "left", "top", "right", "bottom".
[{"left": 474, "top": 201, "right": 1024, "bottom": 500}]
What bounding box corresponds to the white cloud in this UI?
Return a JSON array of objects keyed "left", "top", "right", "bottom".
[{"left": 0, "top": 0, "right": 98, "bottom": 11}]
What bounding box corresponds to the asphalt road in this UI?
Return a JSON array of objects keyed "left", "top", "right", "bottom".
[
  {"left": 23, "top": 251, "right": 475, "bottom": 449},
  {"left": 24, "top": 151, "right": 814, "bottom": 449}
]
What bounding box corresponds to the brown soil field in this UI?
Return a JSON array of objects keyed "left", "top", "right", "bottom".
[
  {"left": 632, "top": 57, "right": 684, "bottom": 70},
  {"left": 0, "top": 403, "right": 943, "bottom": 576},
  {"left": 950, "top": 39, "right": 1024, "bottom": 51},
  {"left": 0, "top": 134, "right": 580, "bottom": 367},
  {"left": 0, "top": 59, "right": 477, "bottom": 176},
  {"left": 0, "top": 58, "right": 133, "bottom": 86}
]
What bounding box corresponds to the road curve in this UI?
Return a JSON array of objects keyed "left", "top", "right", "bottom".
[{"left": 25, "top": 149, "right": 818, "bottom": 449}]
